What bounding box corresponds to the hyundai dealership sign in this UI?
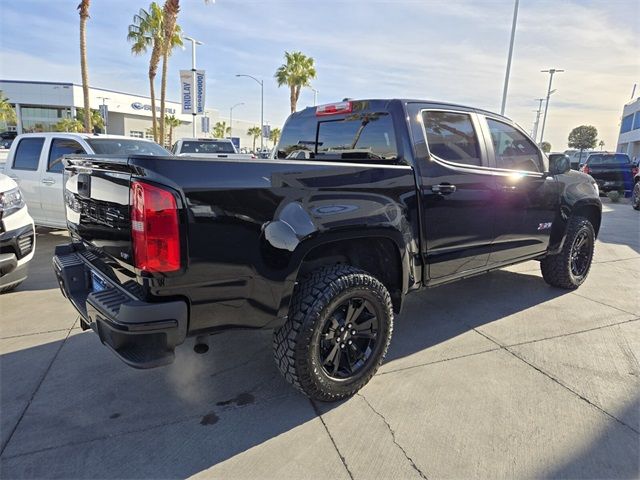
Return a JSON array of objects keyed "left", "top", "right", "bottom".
[{"left": 130, "top": 102, "right": 175, "bottom": 115}]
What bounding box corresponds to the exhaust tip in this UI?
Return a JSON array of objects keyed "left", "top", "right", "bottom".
[{"left": 194, "top": 343, "right": 209, "bottom": 354}]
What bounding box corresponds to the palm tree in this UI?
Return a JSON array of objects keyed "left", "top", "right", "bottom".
[
  {"left": 128, "top": 3, "right": 165, "bottom": 143},
  {"left": 269, "top": 127, "right": 281, "bottom": 147},
  {"left": 275, "top": 51, "right": 317, "bottom": 114},
  {"left": 78, "top": 0, "right": 92, "bottom": 133},
  {"left": 54, "top": 118, "right": 84, "bottom": 133},
  {"left": 75, "top": 107, "right": 104, "bottom": 132},
  {"left": 598, "top": 140, "right": 605, "bottom": 150},
  {"left": 213, "top": 121, "right": 231, "bottom": 138},
  {"left": 165, "top": 114, "right": 181, "bottom": 146},
  {"left": 0, "top": 91, "right": 17, "bottom": 125},
  {"left": 159, "top": 0, "right": 181, "bottom": 145},
  {"left": 247, "top": 126, "right": 261, "bottom": 152}
]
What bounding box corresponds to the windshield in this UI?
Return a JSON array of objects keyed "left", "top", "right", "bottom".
[
  {"left": 86, "top": 139, "right": 170, "bottom": 156},
  {"left": 179, "top": 141, "right": 236, "bottom": 154},
  {"left": 586, "top": 154, "right": 630, "bottom": 165}
]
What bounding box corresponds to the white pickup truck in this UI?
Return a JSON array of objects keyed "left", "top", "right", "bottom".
[
  {"left": 2, "top": 133, "right": 169, "bottom": 228},
  {"left": 171, "top": 138, "right": 255, "bottom": 158}
]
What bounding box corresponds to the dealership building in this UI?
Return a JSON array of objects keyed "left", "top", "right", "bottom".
[
  {"left": 0, "top": 79, "right": 262, "bottom": 150},
  {"left": 617, "top": 96, "right": 640, "bottom": 162}
]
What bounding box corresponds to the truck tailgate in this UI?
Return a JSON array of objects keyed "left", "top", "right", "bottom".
[{"left": 64, "top": 155, "right": 135, "bottom": 268}]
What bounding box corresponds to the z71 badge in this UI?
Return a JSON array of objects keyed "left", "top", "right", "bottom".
[{"left": 537, "top": 222, "right": 552, "bottom": 230}]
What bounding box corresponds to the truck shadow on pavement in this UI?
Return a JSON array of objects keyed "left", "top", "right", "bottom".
[{"left": 0, "top": 267, "right": 592, "bottom": 479}]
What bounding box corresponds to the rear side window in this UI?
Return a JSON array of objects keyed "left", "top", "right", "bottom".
[
  {"left": 48, "top": 138, "right": 86, "bottom": 173},
  {"left": 587, "top": 154, "right": 630, "bottom": 165},
  {"left": 486, "top": 118, "right": 543, "bottom": 172},
  {"left": 12, "top": 137, "right": 44, "bottom": 171},
  {"left": 179, "top": 141, "right": 236, "bottom": 154},
  {"left": 422, "top": 111, "right": 481, "bottom": 166},
  {"left": 277, "top": 111, "right": 398, "bottom": 162}
]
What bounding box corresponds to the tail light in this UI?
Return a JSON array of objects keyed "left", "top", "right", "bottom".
[
  {"left": 131, "top": 181, "right": 181, "bottom": 273},
  {"left": 632, "top": 166, "right": 639, "bottom": 177},
  {"left": 581, "top": 165, "right": 590, "bottom": 175},
  {"left": 316, "top": 101, "right": 352, "bottom": 116}
]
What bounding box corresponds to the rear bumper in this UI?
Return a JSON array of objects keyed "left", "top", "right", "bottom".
[{"left": 53, "top": 244, "right": 188, "bottom": 369}]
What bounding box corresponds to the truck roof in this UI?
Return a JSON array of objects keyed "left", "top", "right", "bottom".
[
  {"left": 13, "top": 132, "right": 156, "bottom": 142},
  {"left": 296, "top": 98, "right": 511, "bottom": 122}
]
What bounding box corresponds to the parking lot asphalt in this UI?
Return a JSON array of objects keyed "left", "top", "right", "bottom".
[{"left": 1, "top": 202, "right": 638, "bottom": 479}]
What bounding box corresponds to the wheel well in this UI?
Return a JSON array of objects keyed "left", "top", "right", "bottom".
[
  {"left": 298, "top": 237, "right": 403, "bottom": 312},
  {"left": 573, "top": 204, "right": 601, "bottom": 237}
]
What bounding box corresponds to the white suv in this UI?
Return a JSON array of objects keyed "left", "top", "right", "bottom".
[{"left": 0, "top": 173, "right": 35, "bottom": 293}]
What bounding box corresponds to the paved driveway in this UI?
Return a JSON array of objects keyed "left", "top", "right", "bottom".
[{"left": 1, "top": 202, "right": 638, "bottom": 479}]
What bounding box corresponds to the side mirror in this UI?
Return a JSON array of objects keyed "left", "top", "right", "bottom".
[{"left": 549, "top": 155, "right": 571, "bottom": 175}]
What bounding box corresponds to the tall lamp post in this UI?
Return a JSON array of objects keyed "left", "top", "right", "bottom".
[
  {"left": 183, "top": 35, "right": 204, "bottom": 138},
  {"left": 236, "top": 74, "right": 264, "bottom": 151},
  {"left": 229, "top": 102, "right": 244, "bottom": 138},
  {"left": 96, "top": 96, "right": 109, "bottom": 134},
  {"left": 539, "top": 68, "right": 564, "bottom": 146},
  {"left": 311, "top": 88, "right": 319, "bottom": 106},
  {"left": 500, "top": 0, "right": 519, "bottom": 115}
]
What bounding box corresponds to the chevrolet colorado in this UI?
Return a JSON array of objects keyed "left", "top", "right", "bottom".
[{"left": 53, "top": 99, "right": 602, "bottom": 401}]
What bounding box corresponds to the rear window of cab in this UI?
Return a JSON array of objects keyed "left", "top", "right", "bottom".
[{"left": 277, "top": 102, "right": 398, "bottom": 162}]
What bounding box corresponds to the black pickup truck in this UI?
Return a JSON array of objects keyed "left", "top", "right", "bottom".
[
  {"left": 54, "top": 99, "right": 602, "bottom": 401},
  {"left": 579, "top": 152, "right": 637, "bottom": 195}
]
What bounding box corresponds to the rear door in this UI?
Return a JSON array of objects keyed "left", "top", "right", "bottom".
[
  {"left": 40, "top": 137, "right": 87, "bottom": 228},
  {"left": 6, "top": 136, "right": 46, "bottom": 224},
  {"left": 479, "top": 115, "right": 558, "bottom": 264},
  {"left": 407, "top": 104, "right": 495, "bottom": 281}
]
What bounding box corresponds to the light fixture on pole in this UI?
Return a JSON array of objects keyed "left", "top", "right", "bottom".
[
  {"left": 229, "top": 102, "right": 244, "bottom": 138},
  {"left": 96, "top": 96, "right": 109, "bottom": 134},
  {"left": 183, "top": 35, "right": 203, "bottom": 138},
  {"left": 500, "top": 0, "right": 519, "bottom": 116},
  {"left": 539, "top": 69, "right": 564, "bottom": 146},
  {"left": 236, "top": 74, "right": 264, "bottom": 151}
]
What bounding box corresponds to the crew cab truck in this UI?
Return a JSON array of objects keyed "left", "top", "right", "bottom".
[
  {"left": 3, "top": 133, "right": 169, "bottom": 229},
  {"left": 53, "top": 99, "right": 602, "bottom": 401}
]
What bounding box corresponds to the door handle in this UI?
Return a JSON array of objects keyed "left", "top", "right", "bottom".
[
  {"left": 501, "top": 185, "right": 517, "bottom": 192},
  {"left": 431, "top": 183, "right": 457, "bottom": 194},
  {"left": 42, "top": 178, "right": 56, "bottom": 185}
]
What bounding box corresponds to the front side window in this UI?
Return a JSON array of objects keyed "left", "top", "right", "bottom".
[
  {"left": 48, "top": 138, "right": 85, "bottom": 173},
  {"left": 422, "top": 111, "right": 481, "bottom": 166},
  {"left": 486, "top": 118, "right": 543, "bottom": 172},
  {"left": 12, "top": 137, "right": 44, "bottom": 171}
]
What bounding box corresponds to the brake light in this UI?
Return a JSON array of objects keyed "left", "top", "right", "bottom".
[
  {"left": 131, "top": 181, "right": 180, "bottom": 273},
  {"left": 632, "top": 166, "right": 639, "bottom": 177},
  {"left": 581, "top": 165, "right": 590, "bottom": 175},
  {"left": 316, "top": 101, "right": 352, "bottom": 116}
]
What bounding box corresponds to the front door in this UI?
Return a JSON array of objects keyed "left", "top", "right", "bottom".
[
  {"left": 408, "top": 105, "right": 496, "bottom": 281},
  {"left": 6, "top": 136, "right": 45, "bottom": 224},
  {"left": 480, "top": 116, "right": 559, "bottom": 264},
  {"left": 40, "top": 137, "right": 86, "bottom": 228}
]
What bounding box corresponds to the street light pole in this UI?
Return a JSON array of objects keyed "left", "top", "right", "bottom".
[
  {"left": 539, "top": 68, "right": 564, "bottom": 146},
  {"left": 236, "top": 74, "right": 264, "bottom": 151},
  {"left": 311, "top": 88, "right": 319, "bottom": 106},
  {"left": 96, "top": 96, "right": 109, "bottom": 134},
  {"left": 229, "top": 102, "right": 244, "bottom": 138},
  {"left": 531, "top": 97, "right": 545, "bottom": 142},
  {"left": 500, "top": 0, "right": 519, "bottom": 116},
  {"left": 184, "top": 35, "right": 203, "bottom": 138}
]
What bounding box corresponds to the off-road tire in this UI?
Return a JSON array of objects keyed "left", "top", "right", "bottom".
[
  {"left": 273, "top": 264, "right": 393, "bottom": 402},
  {"left": 540, "top": 216, "right": 595, "bottom": 289}
]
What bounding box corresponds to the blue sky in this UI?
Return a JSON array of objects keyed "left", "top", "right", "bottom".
[{"left": 1, "top": 0, "right": 638, "bottom": 149}]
